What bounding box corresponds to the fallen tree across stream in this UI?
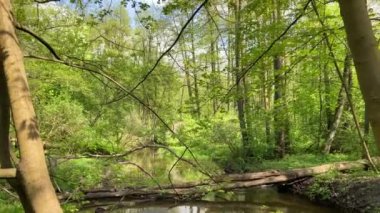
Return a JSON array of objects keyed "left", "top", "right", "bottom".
[{"left": 60, "top": 157, "right": 380, "bottom": 202}]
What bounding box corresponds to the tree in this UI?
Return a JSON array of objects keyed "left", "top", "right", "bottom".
[
  {"left": 234, "top": 0, "right": 250, "bottom": 156},
  {"left": 338, "top": 0, "right": 380, "bottom": 151},
  {"left": 272, "top": 0, "right": 290, "bottom": 158},
  {"left": 324, "top": 54, "right": 351, "bottom": 154},
  {"left": 0, "top": 0, "right": 62, "bottom": 212}
]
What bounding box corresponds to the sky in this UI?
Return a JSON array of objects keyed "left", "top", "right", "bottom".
[{"left": 369, "top": 0, "right": 380, "bottom": 14}]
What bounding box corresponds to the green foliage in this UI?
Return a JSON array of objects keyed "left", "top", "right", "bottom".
[
  {"left": 168, "top": 113, "right": 247, "bottom": 171},
  {"left": 0, "top": 193, "right": 22, "bottom": 213},
  {"left": 55, "top": 159, "right": 104, "bottom": 191},
  {"left": 251, "top": 154, "right": 355, "bottom": 171},
  {"left": 62, "top": 203, "right": 80, "bottom": 213},
  {"left": 7, "top": 1, "right": 380, "bottom": 211},
  {"left": 306, "top": 171, "right": 340, "bottom": 201}
]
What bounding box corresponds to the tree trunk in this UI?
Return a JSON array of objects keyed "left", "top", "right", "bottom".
[
  {"left": 323, "top": 63, "right": 334, "bottom": 131},
  {"left": 0, "top": 1, "right": 62, "bottom": 212},
  {"left": 365, "top": 106, "right": 370, "bottom": 139},
  {"left": 179, "top": 41, "right": 195, "bottom": 114},
  {"left": 264, "top": 63, "right": 272, "bottom": 145},
  {"left": 190, "top": 24, "right": 201, "bottom": 118},
  {"left": 338, "top": 0, "right": 380, "bottom": 151},
  {"left": 234, "top": 0, "right": 250, "bottom": 153},
  {"left": 324, "top": 55, "right": 351, "bottom": 154},
  {"left": 273, "top": 56, "right": 289, "bottom": 157},
  {"left": 227, "top": 23, "right": 233, "bottom": 112},
  {"left": 272, "top": 0, "right": 290, "bottom": 158}
]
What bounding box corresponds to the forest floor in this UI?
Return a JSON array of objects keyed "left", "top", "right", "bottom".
[{"left": 287, "top": 170, "right": 380, "bottom": 212}]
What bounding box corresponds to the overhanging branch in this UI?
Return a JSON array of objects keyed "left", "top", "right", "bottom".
[
  {"left": 129, "top": 0, "right": 209, "bottom": 93},
  {"left": 15, "top": 23, "right": 61, "bottom": 60}
]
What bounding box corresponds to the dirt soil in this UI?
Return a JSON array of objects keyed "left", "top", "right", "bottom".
[{"left": 286, "top": 175, "right": 380, "bottom": 213}]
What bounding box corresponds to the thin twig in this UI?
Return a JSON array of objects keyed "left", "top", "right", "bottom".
[
  {"left": 0, "top": 187, "right": 18, "bottom": 199},
  {"left": 218, "top": 0, "right": 312, "bottom": 109},
  {"left": 129, "top": 0, "right": 209, "bottom": 93},
  {"left": 119, "top": 161, "right": 162, "bottom": 190},
  {"left": 25, "top": 55, "right": 214, "bottom": 186}
]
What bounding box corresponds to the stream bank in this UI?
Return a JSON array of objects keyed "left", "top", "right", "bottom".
[{"left": 286, "top": 172, "right": 380, "bottom": 212}]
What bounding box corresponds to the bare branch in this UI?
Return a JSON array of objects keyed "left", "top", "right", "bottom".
[
  {"left": 218, "top": 0, "right": 312, "bottom": 110},
  {"left": 15, "top": 23, "right": 61, "bottom": 60},
  {"left": 25, "top": 55, "right": 213, "bottom": 182},
  {"left": 119, "top": 161, "right": 162, "bottom": 190},
  {"left": 129, "top": 0, "right": 209, "bottom": 93}
]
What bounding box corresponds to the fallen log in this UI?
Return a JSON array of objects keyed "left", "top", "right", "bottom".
[{"left": 68, "top": 157, "right": 380, "bottom": 201}]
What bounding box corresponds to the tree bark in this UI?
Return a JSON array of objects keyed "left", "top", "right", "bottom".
[
  {"left": 0, "top": 0, "right": 62, "bottom": 212},
  {"left": 273, "top": 56, "right": 289, "bottom": 158},
  {"left": 323, "top": 64, "right": 334, "bottom": 131},
  {"left": 234, "top": 0, "right": 250, "bottom": 153},
  {"left": 273, "top": 0, "right": 290, "bottom": 158},
  {"left": 338, "top": 0, "right": 380, "bottom": 150},
  {"left": 190, "top": 24, "right": 201, "bottom": 118},
  {"left": 179, "top": 40, "right": 195, "bottom": 114},
  {"left": 324, "top": 55, "right": 351, "bottom": 154}
]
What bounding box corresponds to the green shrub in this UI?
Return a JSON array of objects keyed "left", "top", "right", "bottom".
[{"left": 55, "top": 159, "right": 104, "bottom": 191}]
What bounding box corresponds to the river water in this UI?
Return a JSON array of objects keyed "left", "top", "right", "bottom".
[{"left": 83, "top": 187, "right": 340, "bottom": 213}]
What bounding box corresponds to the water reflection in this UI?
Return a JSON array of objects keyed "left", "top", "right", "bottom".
[{"left": 86, "top": 187, "right": 340, "bottom": 213}]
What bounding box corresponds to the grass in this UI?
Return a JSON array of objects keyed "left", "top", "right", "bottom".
[
  {"left": 0, "top": 189, "right": 23, "bottom": 213},
  {"left": 248, "top": 153, "right": 357, "bottom": 171}
]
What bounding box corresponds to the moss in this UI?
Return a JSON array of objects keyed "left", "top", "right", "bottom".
[
  {"left": 303, "top": 172, "right": 340, "bottom": 201},
  {"left": 290, "top": 171, "right": 380, "bottom": 212},
  {"left": 306, "top": 180, "right": 333, "bottom": 200}
]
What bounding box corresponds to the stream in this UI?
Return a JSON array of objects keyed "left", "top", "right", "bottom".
[{"left": 82, "top": 187, "right": 340, "bottom": 213}]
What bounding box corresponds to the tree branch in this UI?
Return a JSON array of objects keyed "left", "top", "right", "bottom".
[
  {"left": 119, "top": 161, "right": 162, "bottom": 190},
  {"left": 25, "top": 55, "right": 213, "bottom": 183},
  {"left": 217, "top": 0, "right": 312, "bottom": 110},
  {"left": 129, "top": 0, "right": 209, "bottom": 93},
  {"left": 15, "top": 23, "right": 61, "bottom": 60}
]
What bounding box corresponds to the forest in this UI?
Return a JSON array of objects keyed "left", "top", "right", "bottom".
[{"left": 1, "top": 0, "right": 380, "bottom": 212}]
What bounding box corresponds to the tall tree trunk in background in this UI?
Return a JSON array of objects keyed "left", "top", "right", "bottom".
[
  {"left": 338, "top": 0, "right": 380, "bottom": 151},
  {"left": 241, "top": 34, "right": 254, "bottom": 152},
  {"left": 210, "top": 32, "right": 218, "bottom": 114},
  {"left": 234, "top": 0, "right": 250, "bottom": 154},
  {"left": 323, "top": 63, "right": 334, "bottom": 131},
  {"left": 179, "top": 41, "right": 195, "bottom": 115},
  {"left": 190, "top": 24, "right": 201, "bottom": 118},
  {"left": 324, "top": 55, "right": 351, "bottom": 154},
  {"left": 0, "top": 0, "right": 62, "bottom": 212},
  {"left": 273, "top": 56, "right": 289, "bottom": 157},
  {"left": 227, "top": 17, "right": 233, "bottom": 112},
  {"left": 273, "top": 0, "right": 289, "bottom": 158},
  {"left": 264, "top": 66, "right": 271, "bottom": 145},
  {"left": 342, "top": 57, "right": 353, "bottom": 130}
]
